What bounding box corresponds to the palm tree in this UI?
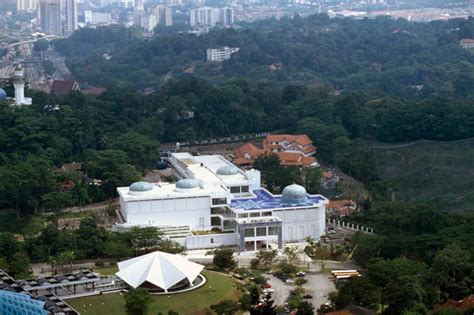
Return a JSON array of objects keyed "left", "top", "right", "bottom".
[{"left": 47, "top": 256, "right": 58, "bottom": 274}]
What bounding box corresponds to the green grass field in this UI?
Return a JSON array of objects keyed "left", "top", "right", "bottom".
[
  {"left": 67, "top": 270, "right": 240, "bottom": 315},
  {"left": 371, "top": 138, "right": 474, "bottom": 213},
  {"left": 94, "top": 265, "right": 119, "bottom": 276}
]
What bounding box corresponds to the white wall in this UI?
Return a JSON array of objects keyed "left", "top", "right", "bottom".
[
  {"left": 185, "top": 233, "right": 239, "bottom": 250},
  {"left": 124, "top": 196, "right": 211, "bottom": 229},
  {"left": 274, "top": 206, "right": 325, "bottom": 242}
]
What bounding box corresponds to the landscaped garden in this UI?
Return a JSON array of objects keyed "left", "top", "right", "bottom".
[{"left": 67, "top": 270, "right": 241, "bottom": 314}]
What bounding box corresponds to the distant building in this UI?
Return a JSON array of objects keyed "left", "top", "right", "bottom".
[
  {"left": 206, "top": 46, "right": 239, "bottom": 62},
  {"left": 190, "top": 7, "right": 233, "bottom": 27},
  {"left": 141, "top": 14, "right": 157, "bottom": 32},
  {"left": 64, "top": 0, "right": 78, "bottom": 36},
  {"left": 17, "top": 0, "right": 37, "bottom": 12},
  {"left": 326, "top": 199, "right": 357, "bottom": 217},
  {"left": 219, "top": 7, "right": 234, "bottom": 25},
  {"left": 12, "top": 65, "right": 32, "bottom": 106},
  {"left": 190, "top": 6, "right": 220, "bottom": 27},
  {"left": 150, "top": 5, "right": 173, "bottom": 27},
  {"left": 84, "top": 11, "right": 112, "bottom": 25},
  {"left": 39, "top": 0, "right": 61, "bottom": 35},
  {"left": 459, "top": 39, "right": 474, "bottom": 49},
  {"left": 234, "top": 134, "right": 318, "bottom": 167},
  {"left": 50, "top": 80, "right": 80, "bottom": 96}
]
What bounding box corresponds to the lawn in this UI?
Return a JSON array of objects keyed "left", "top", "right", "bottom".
[
  {"left": 94, "top": 265, "right": 119, "bottom": 276},
  {"left": 67, "top": 270, "right": 241, "bottom": 315},
  {"left": 370, "top": 138, "right": 474, "bottom": 212}
]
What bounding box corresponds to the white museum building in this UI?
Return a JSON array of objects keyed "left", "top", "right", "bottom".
[{"left": 117, "top": 153, "right": 328, "bottom": 251}]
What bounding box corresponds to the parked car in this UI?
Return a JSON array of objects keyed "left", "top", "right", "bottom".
[
  {"left": 263, "top": 288, "right": 275, "bottom": 293},
  {"left": 261, "top": 283, "right": 272, "bottom": 289},
  {"left": 296, "top": 271, "right": 306, "bottom": 277},
  {"left": 303, "top": 294, "right": 313, "bottom": 299},
  {"left": 285, "top": 279, "right": 294, "bottom": 284}
]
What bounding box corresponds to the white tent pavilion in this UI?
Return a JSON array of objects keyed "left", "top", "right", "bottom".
[{"left": 116, "top": 251, "right": 204, "bottom": 292}]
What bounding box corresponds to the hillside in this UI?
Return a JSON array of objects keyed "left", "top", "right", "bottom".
[{"left": 371, "top": 138, "right": 474, "bottom": 213}]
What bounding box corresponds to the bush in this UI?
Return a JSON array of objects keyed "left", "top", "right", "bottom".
[
  {"left": 278, "top": 260, "right": 297, "bottom": 276},
  {"left": 295, "top": 278, "right": 307, "bottom": 286},
  {"left": 212, "top": 248, "right": 235, "bottom": 270},
  {"left": 95, "top": 260, "right": 105, "bottom": 267}
]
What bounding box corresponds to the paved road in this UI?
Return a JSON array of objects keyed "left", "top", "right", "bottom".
[
  {"left": 305, "top": 273, "right": 336, "bottom": 309},
  {"left": 267, "top": 274, "right": 292, "bottom": 306},
  {"left": 267, "top": 272, "right": 336, "bottom": 309}
]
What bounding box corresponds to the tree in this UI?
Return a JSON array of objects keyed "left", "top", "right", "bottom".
[
  {"left": 210, "top": 300, "right": 240, "bottom": 315},
  {"left": 58, "top": 250, "right": 75, "bottom": 272},
  {"left": 431, "top": 244, "right": 472, "bottom": 300},
  {"left": 256, "top": 249, "right": 278, "bottom": 265},
  {"left": 124, "top": 288, "right": 151, "bottom": 315},
  {"left": 129, "top": 226, "right": 162, "bottom": 254},
  {"left": 33, "top": 39, "right": 49, "bottom": 52},
  {"left": 330, "top": 276, "right": 380, "bottom": 310},
  {"left": 277, "top": 260, "right": 298, "bottom": 276},
  {"left": 296, "top": 301, "right": 315, "bottom": 315},
  {"left": 112, "top": 131, "right": 159, "bottom": 169},
  {"left": 48, "top": 256, "right": 58, "bottom": 274},
  {"left": 84, "top": 150, "right": 141, "bottom": 197},
  {"left": 8, "top": 252, "right": 31, "bottom": 278},
  {"left": 212, "top": 248, "right": 235, "bottom": 270},
  {"left": 283, "top": 246, "right": 300, "bottom": 264}
]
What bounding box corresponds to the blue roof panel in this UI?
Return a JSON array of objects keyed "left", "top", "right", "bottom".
[{"left": 230, "top": 189, "right": 325, "bottom": 211}]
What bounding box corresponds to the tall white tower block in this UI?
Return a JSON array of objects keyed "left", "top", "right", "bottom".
[{"left": 13, "top": 65, "right": 32, "bottom": 106}]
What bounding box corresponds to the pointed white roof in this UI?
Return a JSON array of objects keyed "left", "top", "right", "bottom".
[{"left": 116, "top": 251, "right": 204, "bottom": 292}]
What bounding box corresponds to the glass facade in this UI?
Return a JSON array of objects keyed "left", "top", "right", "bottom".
[{"left": 0, "top": 291, "right": 47, "bottom": 315}]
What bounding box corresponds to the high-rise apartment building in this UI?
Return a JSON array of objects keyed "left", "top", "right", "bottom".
[
  {"left": 39, "top": 0, "right": 61, "bottom": 35},
  {"left": 189, "top": 6, "right": 220, "bottom": 27},
  {"left": 219, "top": 7, "right": 234, "bottom": 25},
  {"left": 17, "top": 0, "right": 37, "bottom": 12},
  {"left": 190, "top": 6, "right": 234, "bottom": 27},
  {"left": 64, "top": 0, "right": 78, "bottom": 35},
  {"left": 150, "top": 5, "right": 173, "bottom": 27}
]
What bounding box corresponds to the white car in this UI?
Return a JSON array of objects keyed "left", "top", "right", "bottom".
[
  {"left": 263, "top": 288, "right": 275, "bottom": 293},
  {"left": 285, "top": 279, "right": 294, "bottom": 284}
]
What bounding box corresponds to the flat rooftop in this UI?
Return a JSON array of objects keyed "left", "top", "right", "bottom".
[
  {"left": 117, "top": 182, "right": 227, "bottom": 202},
  {"left": 171, "top": 153, "right": 248, "bottom": 186},
  {"left": 230, "top": 189, "right": 327, "bottom": 211}
]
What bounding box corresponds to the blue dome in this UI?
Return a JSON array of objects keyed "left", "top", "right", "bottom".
[
  {"left": 281, "top": 184, "right": 307, "bottom": 205},
  {"left": 176, "top": 179, "right": 199, "bottom": 189},
  {"left": 0, "top": 88, "right": 7, "bottom": 100},
  {"left": 216, "top": 166, "right": 239, "bottom": 176},
  {"left": 130, "top": 181, "right": 153, "bottom": 192}
]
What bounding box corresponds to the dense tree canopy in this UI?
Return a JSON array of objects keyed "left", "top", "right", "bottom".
[{"left": 54, "top": 15, "right": 474, "bottom": 100}]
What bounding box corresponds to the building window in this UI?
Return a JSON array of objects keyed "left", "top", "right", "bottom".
[
  {"left": 230, "top": 186, "right": 240, "bottom": 194},
  {"left": 244, "top": 228, "right": 254, "bottom": 237},
  {"left": 223, "top": 219, "right": 235, "bottom": 230},
  {"left": 268, "top": 226, "right": 278, "bottom": 235},
  {"left": 250, "top": 212, "right": 260, "bottom": 217},
  {"left": 241, "top": 186, "right": 249, "bottom": 193},
  {"left": 256, "top": 227, "right": 266, "bottom": 236},
  {"left": 211, "top": 217, "right": 221, "bottom": 226},
  {"left": 212, "top": 198, "right": 227, "bottom": 205},
  {"left": 262, "top": 211, "right": 272, "bottom": 217},
  {"left": 238, "top": 213, "right": 249, "bottom": 218},
  {"left": 210, "top": 238, "right": 214, "bottom": 244}
]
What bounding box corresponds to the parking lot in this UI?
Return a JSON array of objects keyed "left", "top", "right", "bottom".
[{"left": 266, "top": 272, "right": 336, "bottom": 309}]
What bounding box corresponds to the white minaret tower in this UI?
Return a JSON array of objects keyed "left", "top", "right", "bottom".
[
  {"left": 12, "top": 64, "right": 32, "bottom": 106},
  {"left": 13, "top": 65, "right": 25, "bottom": 106}
]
